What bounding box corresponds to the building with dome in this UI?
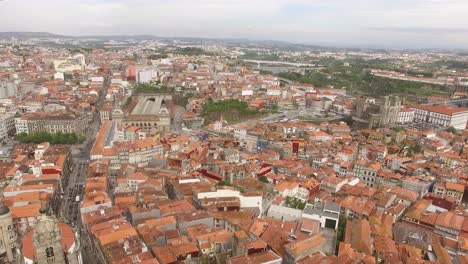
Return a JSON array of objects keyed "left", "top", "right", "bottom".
[
  {"left": 21, "top": 210, "right": 81, "bottom": 264},
  {"left": 0, "top": 205, "right": 19, "bottom": 263}
]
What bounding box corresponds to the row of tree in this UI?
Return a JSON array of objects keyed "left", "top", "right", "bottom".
[{"left": 16, "top": 132, "right": 86, "bottom": 145}]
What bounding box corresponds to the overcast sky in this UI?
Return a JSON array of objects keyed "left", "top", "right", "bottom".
[{"left": 1, "top": 0, "right": 468, "bottom": 49}]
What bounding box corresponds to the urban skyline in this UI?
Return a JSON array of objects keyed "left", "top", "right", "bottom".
[
  {"left": 0, "top": 1, "right": 467, "bottom": 264},
  {"left": 1, "top": 0, "right": 468, "bottom": 49}
]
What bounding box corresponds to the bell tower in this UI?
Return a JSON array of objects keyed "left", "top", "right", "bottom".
[{"left": 32, "top": 209, "right": 65, "bottom": 264}]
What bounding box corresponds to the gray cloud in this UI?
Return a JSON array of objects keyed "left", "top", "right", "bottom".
[
  {"left": 369, "top": 27, "right": 468, "bottom": 34},
  {"left": 0, "top": 0, "right": 467, "bottom": 49}
]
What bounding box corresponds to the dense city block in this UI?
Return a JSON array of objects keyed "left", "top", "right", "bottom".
[{"left": 0, "top": 35, "right": 467, "bottom": 264}]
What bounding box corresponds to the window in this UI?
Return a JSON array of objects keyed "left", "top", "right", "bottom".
[{"left": 46, "top": 247, "right": 54, "bottom": 258}]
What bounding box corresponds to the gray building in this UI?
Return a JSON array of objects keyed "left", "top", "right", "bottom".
[
  {"left": 176, "top": 210, "right": 214, "bottom": 235},
  {"left": 0, "top": 82, "right": 17, "bottom": 99},
  {"left": 354, "top": 96, "right": 401, "bottom": 128},
  {"left": 267, "top": 204, "right": 302, "bottom": 221},
  {"left": 303, "top": 202, "right": 341, "bottom": 230}
]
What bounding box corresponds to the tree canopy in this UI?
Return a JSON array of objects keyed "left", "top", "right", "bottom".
[
  {"left": 201, "top": 99, "right": 261, "bottom": 124},
  {"left": 277, "top": 64, "right": 449, "bottom": 100},
  {"left": 16, "top": 132, "right": 86, "bottom": 145},
  {"left": 134, "top": 84, "right": 173, "bottom": 94}
]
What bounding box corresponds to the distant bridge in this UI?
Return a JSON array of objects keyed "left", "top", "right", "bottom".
[
  {"left": 258, "top": 66, "right": 325, "bottom": 77},
  {"left": 242, "top": 59, "right": 317, "bottom": 68}
]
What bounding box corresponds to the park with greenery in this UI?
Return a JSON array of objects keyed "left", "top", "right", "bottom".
[
  {"left": 336, "top": 215, "right": 348, "bottom": 250},
  {"left": 277, "top": 64, "right": 449, "bottom": 100},
  {"left": 175, "top": 47, "right": 214, "bottom": 56},
  {"left": 240, "top": 50, "right": 281, "bottom": 61},
  {"left": 134, "top": 84, "right": 173, "bottom": 94},
  {"left": 16, "top": 132, "right": 86, "bottom": 145},
  {"left": 201, "top": 99, "right": 263, "bottom": 124},
  {"left": 148, "top": 53, "right": 168, "bottom": 60}
]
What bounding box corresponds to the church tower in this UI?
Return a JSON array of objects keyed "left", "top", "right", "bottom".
[
  {"left": 31, "top": 210, "right": 66, "bottom": 264},
  {"left": 0, "top": 205, "right": 19, "bottom": 263},
  {"left": 21, "top": 209, "right": 80, "bottom": 264}
]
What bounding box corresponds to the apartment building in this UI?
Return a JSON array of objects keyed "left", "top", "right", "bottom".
[
  {"left": 433, "top": 181, "right": 465, "bottom": 205},
  {"left": 15, "top": 110, "right": 89, "bottom": 135},
  {"left": 0, "top": 112, "right": 16, "bottom": 140}
]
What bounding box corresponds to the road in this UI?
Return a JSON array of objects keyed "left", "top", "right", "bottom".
[
  {"left": 242, "top": 59, "right": 317, "bottom": 67},
  {"left": 260, "top": 109, "right": 342, "bottom": 123},
  {"left": 58, "top": 76, "right": 110, "bottom": 263}
]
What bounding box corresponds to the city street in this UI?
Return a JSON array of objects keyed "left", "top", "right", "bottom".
[{"left": 57, "top": 77, "right": 109, "bottom": 263}]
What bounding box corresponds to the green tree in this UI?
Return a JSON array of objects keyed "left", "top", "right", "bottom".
[
  {"left": 78, "top": 135, "right": 86, "bottom": 143},
  {"left": 201, "top": 99, "right": 261, "bottom": 124},
  {"left": 446, "top": 126, "right": 457, "bottom": 134},
  {"left": 342, "top": 115, "right": 354, "bottom": 126},
  {"left": 258, "top": 176, "right": 269, "bottom": 183},
  {"left": 16, "top": 132, "right": 84, "bottom": 145},
  {"left": 217, "top": 180, "right": 232, "bottom": 186},
  {"left": 336, "top": 215, "right": 348, "bottom": 251}
]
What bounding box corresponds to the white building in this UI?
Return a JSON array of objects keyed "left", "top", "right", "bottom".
[
  {"left": 398, "top": 106, "right": 415, "bottom": 123},
  {"left": 53, "top": 72, "right": 65, "bottom": 80},
  {"left": 233, "top": 126, "right": 248, "bottom": 141},
  {"left": 0, "top": 112, "right": 16, "bottom": 140},
  {"left": 411, "top": 105, "right": 468, "bottom": 129},
  {"left": 267, "top": 204, "right": 302, "bottom": 221},
  {"left": 91, "top": 76, "right": 104, "bottom": 82},
  {"left": 274, "top": 181, "right": 299, "bottom": 198},
  {"left": 291, "top": 83, "right": 315, "bottom": 93},
  {"left": 194, "top": 187, "right": 263, "bottom": 216},
  {"left": 14, "top": 117, "right": 28, "bottom": 134},
  {"left": 0, "top": 82, "right": 17, "bottom": 99},
  {"left": 241, "top": 86, "right": 254, "bottom": 96},
  {"left": 266, "top": 86, "right": 281, "bottom": 96},
  {"left": 137, "top": 70, "right": 152, "bottom": 83},
  {"left": 137, "top": 69, "right": 158, "bottom": 83}
]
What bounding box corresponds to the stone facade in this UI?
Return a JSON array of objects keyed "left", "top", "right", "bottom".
[{"left": 0, "top": 205, "right": 19, "bottom": 264}]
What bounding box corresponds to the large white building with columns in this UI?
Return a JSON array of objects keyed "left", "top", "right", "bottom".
[{"left": 411, "top": 104, "right": 468, "bottom": 130}]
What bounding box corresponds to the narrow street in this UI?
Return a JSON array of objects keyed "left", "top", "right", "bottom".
[{"left": 58, "top": 76, "right": 110, "bottom": 263}]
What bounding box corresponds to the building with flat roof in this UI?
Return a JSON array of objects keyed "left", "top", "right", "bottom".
[{"left": 303, "top": 202, "right": 341, "bottom": 230}]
